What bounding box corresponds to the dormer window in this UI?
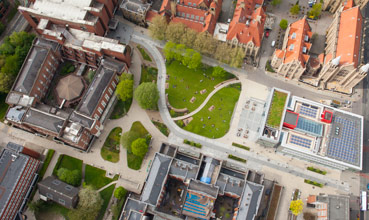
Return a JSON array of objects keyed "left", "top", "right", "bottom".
[
  {"left": 304, "top": 35, "right": 309, "bottom": 42},
  {"left": 302, "top": 47, "right": 307, "bottom": 54},
  {"left": 291, "top": 33, "right": 296, "bottom": 39},
  {"left": 289, "top": 44, "right": 294, "bottom": 51},
  {"left": 188, "top": 2, "right": 191, "bottom": 6}
]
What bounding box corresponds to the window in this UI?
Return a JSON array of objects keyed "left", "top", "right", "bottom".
[
  {"left": 98, "top": 107, "right": 103, "bottom": 114},
  {"left": 65, "top": 185, "right": 73, "bottom": 191},
  {"left": 102, "top": 100, "right": 106, "bottom": 107},
  {"left": 52, "top": 179, "right": 61, "bottom": 185},
  {"left": 186, "top": 13, "right": 190, "bottom": 18},
  {"left": 59, "top": 198, "right": 66, "bottom": 205},
  {"left": 182, "top": 12, "right": 185, "bottom": 17},
  {"left": 191, "top": 14, "right": 194, "bottom": 19},
  {"left": 37, "top": 87, "right": 41, "bottom": 91},
  {"left": 115, "top": 75, "right": 119, "bottom": 81},
  {"left": 188, "top": 2, "right": 191, "bottom": 5},
  {"left": 94, "top": 114, "right": 100, "bottom": 120},
  {"left": 193, "top": 3, "right": 196, "bottom": 6},
  {"left": 289, "top": 44, "right": 294, "bottom": 51},
  {"left": 40, "top": 80, "right": 44, "bottom": 85},
  {"left": 195, "top": 16, "right": 199, "bottom": 20},
  {"left": 112, "top": 81, "right": 116, "bottom": 88},
  {"left": 46, "top": 193, "right": 53, "bottom": 199},
  {"left": 291, "top": 32, "right": 296, "bottom": 39},
  {"left": 108, "top": 88, "right": 113, "bottom": 95},
  {"left": 105, "top": 94, "right": 110, "bottom": 100}
]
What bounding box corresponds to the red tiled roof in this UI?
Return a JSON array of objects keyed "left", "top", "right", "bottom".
[
  {"left": 335, "top": 6, "right": 362, "bottom": 67},
  {"left": 180, "top": 0, "right": 211, "bottom": 8},
  {"left": 226, "top": 1, "right": 265, "bottom": 46},
  {"left": 281, "top": 17, "right": 312, "bottom": 68},
  {"left": 307, "top": 195, "right": 316, "bottom": 204},
  {"left": 275, "top": 49, "right": 285, "bottom": 58},
  {"left": 343, "top": 0, "right": 354, "bottom": 10},
  {"left": 318, "top": 53, "right": 324, "bottom": 64}
]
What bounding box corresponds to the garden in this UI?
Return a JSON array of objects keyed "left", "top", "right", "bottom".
[
  {"left": 140, "top": 65, "right": 158, "bottom": 84},
  {"left": 121, "top": 121, "right": 151, "bottom": 170},
  {"left": 152, "top": 120, "right": 170, "bottom": 136},
  {"left": 137, "top": 45, "right": 152, "bottom": 62},
  {"left": 183, "top": 84, "right": 241, "bottom": 138},
  {"left": 100, "top": 127, "right": 122, "bottom": 163},
  {"left": 266, "top": 90, "right": 287, "bottom": 128},
  {"left": 166, "top": 60, "right": 235, "bottom": 112}
]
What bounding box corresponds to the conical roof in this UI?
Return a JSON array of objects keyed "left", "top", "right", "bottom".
[{"left": 56, "top": 74, "right": 84, "bottom": 100}]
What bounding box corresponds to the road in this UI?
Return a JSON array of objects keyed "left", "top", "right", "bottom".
[
  {"left": 131, "top": 33, "right": 352, "bottom": 192},
  {"left": 0, "top": 12, "right": 28, "bottom": 44}
]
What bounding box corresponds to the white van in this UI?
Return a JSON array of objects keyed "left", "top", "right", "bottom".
[{"left": 271, "top": 41, "right": 276, "bottom": 47}]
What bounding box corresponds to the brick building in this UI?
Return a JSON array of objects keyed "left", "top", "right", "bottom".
[
  {"left": 18, "top": 0, "right": 119, "bottom": 36},
  {"left": 120, "top": 0, "right": 151, "bottom": 27},
  {"left": 0, "top": 142, "right": 40, "bottom": 220},
  {"left": 5, "top": 37, "right": 130, "bottom": 150}
]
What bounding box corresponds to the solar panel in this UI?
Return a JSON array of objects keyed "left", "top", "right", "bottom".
[
  {"left": 290, "top": 135, "right": 312, "bottom": 148},
  {"left": 300, "top": 105, "right": 318, "bottom": 118},
  {"left": 296, "top": 117, "right": 323, "bottom": 136}
]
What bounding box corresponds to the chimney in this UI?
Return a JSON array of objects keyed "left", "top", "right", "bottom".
[{"left": 239, "top": 1, "right": 245, "bottom": 9}]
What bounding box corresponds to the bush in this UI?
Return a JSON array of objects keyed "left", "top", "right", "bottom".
[
  {"left": 232, "top": 143, "right": 250, "bottom": 151},
  {"left": 279, "top": 19, "right": 288, "bottom": 30},
  {"left": 87, "top": 70, "right": 96, "bottom": 83},
  {"left": 228, "top": 154, "right": 246, "bottom": 163},
  {"left": 60, "top": 62, "right": 75, "bottom": 75},
  {"left": 57, "top": 168, "right": 81, "bottom": 186},
  {"left": 266, "top": 60, "right": 275, "bottom": 73},
  {"left": 114, "top": 186, "right": 127, "bottom": 200},
  {"left": 304, "top": 179, "right": 323, "bottom": 187},
  {"left": 183, "top": 139, "right": 202, "bottom": 148},
  {"left": 176, "top": 120, "right": 185, "bottom": 128},
  {"left": 307, "top": 166, "right": 327, "bottom": 175}
]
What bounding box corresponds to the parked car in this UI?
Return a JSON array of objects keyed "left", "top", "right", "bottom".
[
  {"left": 265, "top": 30, "right": 270, "bottom": 38},
  {"left": 271, "top": 40, "right": 276, "bottom": 47}
]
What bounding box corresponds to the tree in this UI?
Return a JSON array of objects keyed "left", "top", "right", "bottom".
[
  {"left": 114, "top": 186, "right": 127, "bottom": 200},
  {"left": 193, "top": 32, "right": 216, "bottom": 56},
  {"left": 121, "top": 130, "right": 140, "bottom": 151},
  {"left": 1, "top": 54, "right": 20, "bottom": 75},
  {"left": 28, "top": 200, "right": 45, "bottom": 214},
  {"left": 182, "top": 48, "right": 195, "bottom": 67},
  {"left": 271, "top": 0, "right": 282, "bottom": 6},
  {"left": 290, "top": 4, "right": 300, "bottom": 15},
  {"left": 134, "top": 82, "right": 159, "bottom": 110},
  {"left": 279, "top": 19, "right": 288, "bottom": 30},
  {"left": 174, "top": 44, "right": 186, "bottom": 62},
  {"left": 290, "top": 199, "right": 304, "bottom": 216},
  {"left": 56, "top": 168, "right": 81, "bottom": 186},
  {"left": 148, "top": 16, "right": 168, "bottom": 40},
  {"left": 163, "top": 41, "right": 177, "bottom": 62},
  {"left": 0, "top": 71, "right": 15, "bottom": 93},
  {"left": 230, "top": 48, "right": 244, "bottom": 68},
  {"left": 165, "top": 22, "right": 187, "bottom": 44},
  {"left": 116, "top": 76, "right": 133, "bottom": 102},
  {"left": 188, "top": 52, "right": 201, "bottom": 69},
  {"left": 215, "top": 42, "right": 232, "bottom": 64},
  {"left": 212, "top": 66, "right": 226, "bottom": 78},
  {"left": 308, "top": 3, "right": 322, "bottom": 19},
  {"left": 131, "top": 138, "right": 148, "bottom": 158},
  {"left": 180, "top": 29, "right": 197, "bottom": 48},
  {"left": 68, "top": 186, "right": 103, "bottom": 220}
]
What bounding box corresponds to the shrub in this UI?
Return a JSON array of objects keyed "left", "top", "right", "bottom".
[
  {"left": 304, "top": 179, "right": 323, "bottom": 187},
  {"left": 114, "top": 186, "right": 127, "bottom": 200},
  {"left": 183, "top": 139, "right": 202, "bottom": 148},
  {"left": 279, "top": 19, "right": 288, "bottom": 30},
  {"left": 266, "top": 60, "right": 275, "bottom": 72},
  {"left": 228, "top": 154, "right": 246, "bottom": 163},
  {"left": 232, "top": 143, "right": 250, "bottom": 151},
  {"left": 307, "top": 166, "right": 327, "bottom": 175}
]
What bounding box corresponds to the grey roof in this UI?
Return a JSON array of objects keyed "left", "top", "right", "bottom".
[
  {"left": 215, "top": 173, "right": 245, "bottom": 197},
  {"left": 188, "top": 179, "right": 219, "bottom": 199},
  {"left": 35, "top": 38, "right": 59, "bottom": 51},
  {"left": 128, "top": 211, "right": 144, "bottom": 220},
  {"left": 69, "top": 111, "right": 94, "bottom": 128},
  {"left": 14, "top": 46, "right": 49, "bottom": 94},
  {"left": 0, "top": 146, "right": 40, "bottom": 219},
  {"left": 141, "top": 153, "right": 172, "bottom": 205},
  {"left": 101, "top": 57, "right": 127, "bottom": 73},
  {"left": 284, "top": 111, "right": 298, "bottom": 126},
  {"left": 23, "top": 109, "right": 66, "bottom": 134},
  {"left": 120, "top": 0, "right": 150, "bottom": 13},
  {"left": 38, "top": 176, "right": 79, "bottom": 209},
  {"left": 6, "top": 107, "right": 26, "bottom": 123},
  {"left": 316, "top": 194, "right": 349, "bottom": 220},
  {"left": 236, "top": 181, "right": 264, "bottom": 220},
  {"left": 78, "top": 65, "right": 115, "bottom": 116},
  {"left": 121, "top": 198, "right": 147, "bottom": 220},
  {"left": 169, "top": 158, "right": 199, "bottom": 181}
]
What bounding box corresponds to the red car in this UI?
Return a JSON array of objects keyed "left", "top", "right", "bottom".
[{"left": 265, "top": 30, "right": 270, "bottom": 38}]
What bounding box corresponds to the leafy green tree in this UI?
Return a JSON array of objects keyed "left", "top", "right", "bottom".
[
  {"left": 148, "top": 16, "right": 168, "bottom": 40},
  {"left": 290, "top": 4, "right": 300, "bottom": 15},
  {"left": 163, "top": 41, "right": 176, "bottom": 62},
  {"left": 121, "top": 130, "right": 140, "bottom": 152},
  {"left": 193, "top": 32, "right": 216, "bottom": 56},
  {"left": 215, "top": 42, "right": 232, "bottom": 64},
  {"left": 188, "top": 52, "right": 201, "bottom": 69},
  {"left": 116, "top": 76, "right": 133, "bottom": 102},
  {"left": 182, "top": 48, "right": 195, "bottom": 67},
  {"left": 114, "top": 186, "right": 127, "bottom": 200},
  {"left": 279, "top": 19, "right": 288, "bottom": 30},
  {"left": 271, "top": 0, "right": 282, "bottom": 6},
  {"left": 0, "top": 71, "right": 15, "bottom": 93},
  {"left": 212, "top": 66, "right": 226, "bottom": 78},
  {"left": 180, "top": 29, "right": 197, "bottom": 48},
  {"left": 290, "top": 199, "right": 304, "bottom": 216},
  {"left": 230, "top": 48, "right": 244, "bottom": 68},
  {"left": 28, "top": 200, "right": 45, "bottom": 214},
  {"left": 165, "top": 22, "right": 187, "bottom": 44},
  {"left": 0, "top": 23, "right": 5, "bottom": 35},
  {"left": 56, "top": 168, "right": 81, "bottom": 186},
  {"left": 134, "top": 82, "right": 159, "bottom": 110},
  {"left": 68, "top": 186, "right": 103, "bottom": 220},
  {"left": 174, "top": 44, "right": 186, "bottom": 62},
  {"left": 131, "top": 138, "right": 148, "bottom": 158},
  {"left": 308, "top": 3, "right": 322, "bottom": 18},
  {"left": 1, "top": 55, "right": 20, "bottom": 75}
]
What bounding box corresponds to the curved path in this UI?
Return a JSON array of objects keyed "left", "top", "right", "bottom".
[
  {"left": 172, "top": 79, "right": 241, "bottom": 121},
  {"left": 131, "top": 34, "right": 350, "bottom": 192}
]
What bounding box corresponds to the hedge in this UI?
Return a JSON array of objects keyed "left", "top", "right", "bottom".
[
  {"left": 228, "top": 154, "right": 247, "bottom": 163},
  {"left": 183, "top": 139, "right": 202, "bottom": 148},
  {"left": 304, "top": 179, "right": 324, "bottom": 188},
  {"left": 38, "top": 149, "right": 55, "bottom": 179},
  {"left": 232, "top": 143, "right": 250, "bottom": 151},
  {"left": 307, "top": 166, "right": 327, "bottom": 175}
]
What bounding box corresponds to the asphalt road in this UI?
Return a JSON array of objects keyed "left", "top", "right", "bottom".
[{"left": 0, "top": 12, "right": 28, "bottom": 44}]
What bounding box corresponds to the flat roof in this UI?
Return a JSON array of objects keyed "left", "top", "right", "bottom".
[
  {"left": 0, "top": 145, "right": 39, "bottom": 219},
  {"left": 317, "top": 194, "right": 349, "bottom": 220},
  {"left": 284, "top": 111, "right": 298, "bottom": 126}
]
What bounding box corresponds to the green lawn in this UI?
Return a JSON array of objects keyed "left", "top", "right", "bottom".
[
  {"left": 0, "top": 93, "right": 8, "bottom": 120},
  {"left": 184, "top": 84, "right": 241, "bottom": 138},
  {"left": 53, "top": 154, "right": 83, "bottom": 176},
  {"left": 97, "top": 184, "right": 116, "bottom": 220},
  {"left": 110, "top": 98, "right": 132, "bottom": 119},
  {"left": 126, "top": 121, "right": 150, "bottom": 170},
  {"left": 137, "top": 45, "right": 152, "bottom": 62},
  {"left": 140, "top": 65, "right": 158, "bottom": 84},
  {"left": 112, "top": 196, "right": 127, "bottom": 220},
  {"left": 35, "top": 202, "right": 70, "bottom": 220},
  {"left": 101, "top": 127, "right": 121, "bottom": 163},
  {"left": 166, "top": 61, "right": 235, "bottom": 112},
  {"left": 266, "top": 91, "right": 287, "bottom": 128},
  {"left": 152, "top": 121, "right": 170, "bottom": 136},
  {"left": 39, "top": 149, "right": 55, "bottom": 179},
  {"left": 84, "top": 165, "right": 118, "bottom": 189}
]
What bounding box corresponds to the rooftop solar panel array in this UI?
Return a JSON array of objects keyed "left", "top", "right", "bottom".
[
  {"left": 290, "top": 134, "right": 312, "bottom": 149},
  {"left": 300, "top": 105, "right": 318, "bottom": 118},
  {"left": 327, "top": 116, "right": 360, "bottom": 165},
  {"left": 296, "top": 117, "right": 323, "bottom": 136}
]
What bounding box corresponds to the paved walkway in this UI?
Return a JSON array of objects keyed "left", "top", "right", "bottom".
[
  {"left": 172, "top": 79, "right": 241, "bottom": 121},
  {"left": 97, "top": 180, "right": 118, "bottom": 192}
]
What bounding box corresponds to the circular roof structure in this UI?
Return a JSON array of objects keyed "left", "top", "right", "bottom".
[{"left": 56, "top": 74, "right": 84, "bottom": 100}]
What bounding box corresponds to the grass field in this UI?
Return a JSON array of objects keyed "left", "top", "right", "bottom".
[
  {"left": 137, "top": 45, "right": 152, "bottom": 62},
  {"left": 39, "top": 149, "right": 55, "bottom": 179},
  {"left": 166, "top": 61, "right": 235, "bottom": 112},
  {"left": 140, "top": 65, "right": 158, "bottom": 84},
  {"left": 97, "top": 184, "right": 116, "bottom": 220},
  {"left": 266, "top": 91, "right": 287, "bottom": 128},
  {"left": 110, "top": 98, "right": 132, "bottom": 119},
  {"left": 53, "top": 155, "right": 83, "bottom": 175},
  {"left": 126, "top": 121, "right": 150, "bottom": 170},
  {"left": 184, "top": 84, "right": 241, "bottom": 138},
  {"left": 101, "top": 127, "right": 121, "bottom": 163},
  {"left": 84, "top": 165, "right": 118, "bottom": 189}
]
